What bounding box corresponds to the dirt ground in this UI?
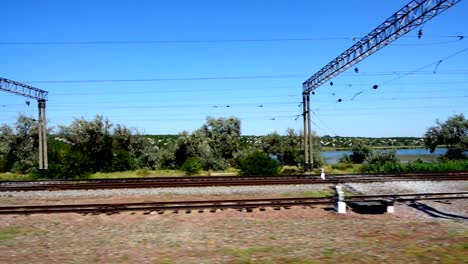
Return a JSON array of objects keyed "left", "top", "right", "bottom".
[{"left": 0, "top": 193, "right": 467, "bottom": 264}]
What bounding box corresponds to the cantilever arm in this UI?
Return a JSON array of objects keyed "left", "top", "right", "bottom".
[{"left": 0, "top": 77, "right": 48, "bottom": 101}]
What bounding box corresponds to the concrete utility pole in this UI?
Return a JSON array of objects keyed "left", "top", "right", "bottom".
[
  {"left": 0, "top": 77, "right": 49, "bottom": 174},
  {"left": 300, "top": 0, "right": 461, "bottom": 171},
  {"left": 38, "top": 99, "right": 48, "bottom": 171}
]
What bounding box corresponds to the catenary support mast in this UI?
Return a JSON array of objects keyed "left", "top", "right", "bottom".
[
  {"left": 0, "top": 77, "right": 49, "bottom": 173},
  {"left": 301, "top": 0, "right": 461, "bottom": 171}
]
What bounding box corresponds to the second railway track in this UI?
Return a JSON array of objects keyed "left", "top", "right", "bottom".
[
  {"left": 1, "top": 171, "right": 467, "bottom": 192},
  {"left": 0, "top": 192, "right": 466, "bottom": 215}
]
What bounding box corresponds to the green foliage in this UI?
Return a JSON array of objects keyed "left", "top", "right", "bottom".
[
  {"left": 261, "top": 128, "right": 324, "bottom": 168},
  {"left": 366, "top": 150, "right": 398, "bottom": 165},
  {"left": 349, "top": 140, "right": 371, "bottom": 163},
  {"left": 180, "top": 157, "right": 202, "bottom": 176},
  {"left": 172, "top": 117, "right": 241, "bottom": 171},
  {"left": 338, "top": 154, "right": 351, "bottom": 163},
  {"left": 424, "top": 113, "right": 467, "bottom": 160},
  {"left": 41, "top": 139, "right": 91, "bottom": 179},
  {"left": 135, "top": 137, "right": 175, "bottom": 170},
  {"left": 320, "top": 135, "right": 424, "bottom": 149},
  {"left": 111, "top": 149, "right": 137, "bottom": 172},
  {"left": 0, "top": 115, "right": 40, "bottom": 173},
  {"left": 331, "top": 163, "right": 355, "bottom": 171},
  {"left": 281, "top": 165, "right": 301, "bottom": 174},
  {"left": 237, "top": 150, "right": 279, "bottom": 176},
  {"left": 262, "top": 129, "right": 302, "bottom": 166},
  {"left": 200, "top": 116, "right": 241, "bottom": 160},
  {"left": 361, "top": 159, "right": 468, "bottom": 173}
]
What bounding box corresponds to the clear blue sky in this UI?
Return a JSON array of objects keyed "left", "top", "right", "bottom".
[{"left": 1, "top": 0, "right": 467, "bottom": 137}]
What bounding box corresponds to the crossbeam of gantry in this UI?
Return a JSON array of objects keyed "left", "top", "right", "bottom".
[
  {"left": 0, "top": 77, "right": 48, "bottom": 101},
  {"left": 302, "top": 0, "right": 461, "bottom": 94}
]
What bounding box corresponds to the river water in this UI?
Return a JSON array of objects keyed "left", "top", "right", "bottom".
[{"left": 321, "top": 148, "right": 449, "bottom": 164}]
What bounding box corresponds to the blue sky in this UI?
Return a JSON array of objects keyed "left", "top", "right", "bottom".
[{"left": 1, "top": 0, "right": 467, "bottom": 137}]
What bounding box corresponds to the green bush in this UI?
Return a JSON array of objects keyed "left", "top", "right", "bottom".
[
  {"left": 111, "top": 150, "right": 137, "bottom": 172},
  {"left": 361, "top": 159, "right": 468, "bottom": 173},
  {"left": 181, "top": 157, "right": 202, "bottom": 176},
  {"left": 237, "top": 151, "right": 279, "bottom": 176},
  {"left": 349, "top": 140, "right": 371, "bottom": 164},
  {"left": 331, "top": 163, "right": 355, "bottom": 170},
  {"left": 338, "top": 154, "right": 352, "bottom": 164},
  {"left": 367, "top": 150, "right": 398, "bottom": 165}
]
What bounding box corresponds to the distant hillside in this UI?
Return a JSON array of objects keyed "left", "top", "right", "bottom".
[{"left": 145, "top": 134, "right": 424, "bottom": 150}]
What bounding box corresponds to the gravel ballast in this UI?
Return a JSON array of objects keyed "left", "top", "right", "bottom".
[{"left": 1, "top": 180, "right": 467, "bottom": 200}]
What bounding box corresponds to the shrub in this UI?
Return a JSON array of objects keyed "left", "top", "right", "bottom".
[
  {"left": 181, "top": 157, "right": 202, "bottom": 176},
  {"left": 331, "top": 163, "right": 355, "bottom": 170},
  {"left": 111, "top": 149, "right": 137, "bottom": 172},
  {"left": 349, "top": 141, "right": 371, "bottom": 163},
  {"left": 237, "top": 151, "right": 279, "bottom": 176},
  {"left": 338, "top": 154, "right": 352, "bottom": 164},
  {"left": 367, "top": 150, "right": 398, "bottom": 165}
]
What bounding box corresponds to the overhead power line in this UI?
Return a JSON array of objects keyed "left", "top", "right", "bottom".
[
  {"left": 0, "top": 35, "right": 463, "bottom": 45},
  {"left": 20, "top": 70, "right": 468, "bottom": 84}
]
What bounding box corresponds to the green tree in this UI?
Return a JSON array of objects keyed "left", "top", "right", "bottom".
[
  {"left": 424, "top": 114, "right": 468, "bottom": 159},
  {"left": 237, "top": 150, "right": 279, "bottom": 176},
  {"left": 349, "top": 140, "right": 371, "bottom": 164},
  {"left": 199, "top": 116, "right": 241, "bottom": 161},
  {"left": 180, "top": 157, "right": 202, "bottom": 176},
  {"left": 261, "top": 128, "right": 307, "bottom": 166},
  {"left": 174, "top": 131, "right": 204, "bottom": 167},
  {"left": 57, "top": 115, "right": 113, "bottom": 172},
  {"left": 0, "top": 115, "right": 40, "bottom": 173},
  {"left": 366, "top": 150, "right": 398, "bottom": 165}
]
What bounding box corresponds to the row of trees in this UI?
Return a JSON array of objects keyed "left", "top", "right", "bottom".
[
  {"left": 339, "top": 114, "right": 467, "bottom": 166},
  {"left": 0, "top": 115, "right": 323, "bottom": 178},
  {"left": 1, "top": 113, "right": 465, "bottom": 178}
]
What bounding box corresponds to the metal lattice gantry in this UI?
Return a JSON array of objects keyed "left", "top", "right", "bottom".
[
  {"left": 0, "top": 78, "right": 48, "bottom": 101},
  {"left": 301, "top": 0, "right": 462, "bottom": 171},
  {"left": 0, "top": 77, "right": 49, "bottom": 173}
]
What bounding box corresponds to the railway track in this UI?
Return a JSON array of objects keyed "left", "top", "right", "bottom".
[
  {"left": 0, "top": 171, "right": 466, "bottom": 192},
  {"left": 0, "top": 192, "right": 466, "bottom": 215}
]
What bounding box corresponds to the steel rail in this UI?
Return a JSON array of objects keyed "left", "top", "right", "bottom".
[{"left": 0, "top": 173, "right": 466, "bottom": 192}]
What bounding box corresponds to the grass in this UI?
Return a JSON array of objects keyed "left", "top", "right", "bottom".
[
  {"left": 402, "top": 243, "right": 468, "bottom": 264},
  {"left": 281, "top": 189, "right": 334, "bottom": 198},
  {"left": 222, "top": 246, "right": 278, "bottom": 264},
  {"left": 89, "top": 168, "right": 238, "bottom": 179},
  {"left": 0, "top": 172, "right": 33, "bottom": 181},
  {"left": 0, "top": 226, "right": 44, "bottom": 243}
]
